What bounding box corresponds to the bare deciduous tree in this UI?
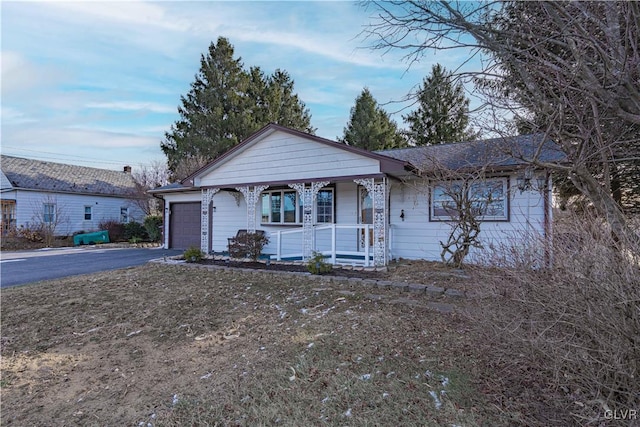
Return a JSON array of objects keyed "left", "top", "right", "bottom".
[
  {"left": 131, "top": 161, "right": 170, "bottom": 215},
  {"left": 30, "top": 195, "right": 69, "bottom": 247},
  {"left": 363, "top": 1, "right": 640, "bottom": 247}
]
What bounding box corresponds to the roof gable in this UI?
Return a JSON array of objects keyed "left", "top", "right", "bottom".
[
  {"left": 190, "top": 124, "right": 410, "bottom": 187},
  {"left": 0, "top": 155, "right": 138, "bottom": 196},
  {"left": 0, "top": 170, "right": 13, "bottom": 190}
]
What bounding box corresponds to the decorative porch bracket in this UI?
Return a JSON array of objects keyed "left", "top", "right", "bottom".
[
  {"left": 288, "top": 181, "right": 330, "bottom": 261},
  {"left": 235, "top": 185, "right": 269, "bottom": 233},
  {"left": 354, "top": 177, "right": 387, "bottom": 266},
  {"left": 201, "top": 188, "right": 220, "bottom": 253}
]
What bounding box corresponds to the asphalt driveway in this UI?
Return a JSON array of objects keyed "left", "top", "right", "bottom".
[{"left": 0, "top": 247, "right": 183, "bottom": 288}]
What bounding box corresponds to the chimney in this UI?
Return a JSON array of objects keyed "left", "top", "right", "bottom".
[{"left": 123, "top": 165, "right": 132, "bottom": 174}]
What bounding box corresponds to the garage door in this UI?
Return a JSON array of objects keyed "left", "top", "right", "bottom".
[{"left": 169, "top": 202, "right": 201, "bottom": 249}]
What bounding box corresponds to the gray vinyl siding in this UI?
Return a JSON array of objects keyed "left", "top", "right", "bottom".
[
  {"left": 197, "top": 131, "right": 382, "bottom": 187},
  {"left": 8, "top": 189, "right": 144, "bottom": 236}
]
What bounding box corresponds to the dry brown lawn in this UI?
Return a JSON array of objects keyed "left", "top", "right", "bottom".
[{"left": 1, "top": 262, "right": 551, "bottom": 426}]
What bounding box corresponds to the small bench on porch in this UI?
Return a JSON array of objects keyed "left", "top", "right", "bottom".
[{"left": 227, "top": 229, "right": 268, "bottom": 259}]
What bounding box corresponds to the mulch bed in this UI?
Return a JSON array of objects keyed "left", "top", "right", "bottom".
[{"left": 198, "top": 258, "right": 388, "bottom": 280}]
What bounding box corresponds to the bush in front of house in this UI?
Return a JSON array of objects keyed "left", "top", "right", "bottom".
[
  {"left": 123, "top": 221, "right": 148, "bottom": 242},
  {"left": 144, "top": 215, "right": 163, "bottom": 242},
  {"left": 184, "top": 246, "right": 204, "bottom": 263},
  {"left": 99, "top": 220, "right": 125, "bottom": 242},
  {"left": 228, "top": 232, "right": 270, "bottom": 261},
  {"left": 307, "top": 251, "right": 332, "bottom": 275},
  {"left": 473, "top": 211, "right": 640, "bottom": 424}
]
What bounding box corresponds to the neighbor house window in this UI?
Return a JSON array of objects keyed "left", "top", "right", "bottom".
[
  {"left": 84, "top": 206, "right": 92, "bottom": 221},
  {"left": 431, "top": 178, "right": 508, "bottom": 221},
  {"left": 261, "top": 188, "right": 334, "bottom": 224},
  {"left": 120, "top": 207, "right": 129, "bottom": 223},
  {"left": 43, "top": 203, "right": 55, "bottom": 223},
  {"left": 1, "top": 200, "right": 16, "bottom": 233}
]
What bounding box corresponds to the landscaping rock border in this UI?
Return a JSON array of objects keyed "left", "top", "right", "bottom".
[{"left": 150, "top": 256, "right": 464, "bottom": 313}]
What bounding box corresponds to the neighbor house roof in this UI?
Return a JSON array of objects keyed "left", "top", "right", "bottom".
[
  {"left": 0, "top": 155, "right": 138, "bottom": 197},
  {"left": 376, "top": 134, "right": 566, "bottom": 172}
]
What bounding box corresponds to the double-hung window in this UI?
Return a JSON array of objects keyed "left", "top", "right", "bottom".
[
  {"left": 430, "top": 178, "right": 508, "bottom": 221},
  {"left": 84, "top": 206, "right": 92, "bottom": 221},
  {"left": 120, "top": 207, "right": 129, "bottom": 223},
  {"left": 261, "top": 188, "right": 334, "bottom": 224},
  {"left": 316, "top": 189, "right": 333, "bottom": 223},
  {"left": 43, "top": 203, "right": 55, "bottom": 223}
]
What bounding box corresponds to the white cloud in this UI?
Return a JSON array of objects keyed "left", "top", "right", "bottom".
[
  {"left": 86, "top": 101, "right": 175, "bottom": 114},
  {"left": 0, "top": 106, "right": 37, "bottom": 125},
  {"left": 41, "top": 0, "right": 189, "bottom": 32},
  {"left": 0, "top": 51, "right": 68, "bottom": 95}
]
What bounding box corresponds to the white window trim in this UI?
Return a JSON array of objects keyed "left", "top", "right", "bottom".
[
  {"left": 43, "top": 203, "right": 55, "bottom": 224},
  {"left": 84, "top": 206, "right": 92, "bottom": 221},
  {"left": 120, "top": 207, "right": 129, "bottom": 223},
  {"left": 430, "top": 177, "right": 509, "bottom": 222},
  {"left": 260, "top": 188, "right": 335, "bottom": 225}
]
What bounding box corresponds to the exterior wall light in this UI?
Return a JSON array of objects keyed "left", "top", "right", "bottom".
[
  {"left": 517, "top": 168, "right": 548, "bottom": 192},
  {"left": 400, "top": 209, "right": 405, "bottom": 221}
]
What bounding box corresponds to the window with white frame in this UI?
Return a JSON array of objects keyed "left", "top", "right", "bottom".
[
  {"left": 43, "top": 203, "right": 55, "bottom": 223},
  {"left": 261, "top": 188, "right": 334, "bottom": 224},
  {"left": 120, "top": 207, "right": 129, "bottom": 223},
  {"left": 316, "top": 189, "right": 334, "bottom": 223},
  {"left": 84, "top": 206, "right": 92, "bottom": 221},
  {"left": 430, "top": 178, "right": 508, "bottom": 221}
]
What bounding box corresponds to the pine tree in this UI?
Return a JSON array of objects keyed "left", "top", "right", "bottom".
[
  {"left": 403, "top": 64, "right": 477, "bottom": 146},
  {"left": 263, "top": 70, "right": 314, "bottom": 132},
  {"left": 340, "top": 88, "right": 406, "bottom": 151},
  {"left": 161, "top": 37, "right": 314, "bottom": 179}
]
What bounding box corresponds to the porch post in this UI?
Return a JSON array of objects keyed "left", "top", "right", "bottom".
[
  {"left": 201, "top": 188, "right": 220, "bottom": 254},
  {"left": 354, "top": 177, "right": 388, "bottom": 266},
  {"left": 235, "top": 185, "right": 269, "bottom": 233},
  {"left": 289, "top": 181, "right": 329, "bottom": 261}
]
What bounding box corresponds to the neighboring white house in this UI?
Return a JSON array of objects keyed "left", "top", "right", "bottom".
[
  {"left": 151, "top": 124, "right": 565, "bottom": 266},
  {"left": 0, "top": 155, "right": 145, "bottom": 236}
]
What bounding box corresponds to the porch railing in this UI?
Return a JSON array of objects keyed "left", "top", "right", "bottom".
[{"left": 274, "top": 224, "right": 373, "bottom": 266}]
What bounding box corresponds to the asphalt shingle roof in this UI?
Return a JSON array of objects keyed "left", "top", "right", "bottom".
[
  {"left": 376, "top": 134, "right": 566, "bottom": 172},
  {"left": 1, "top": 155, "right": 138, "bottom": 196}
]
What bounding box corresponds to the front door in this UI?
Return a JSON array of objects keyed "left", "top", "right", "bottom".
[{"left": 358, "top": 187, "right": 373, "bottom": 251}]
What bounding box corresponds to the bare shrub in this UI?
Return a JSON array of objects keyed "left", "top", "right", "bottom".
[
  {"left": 99, "top": 219, "right": 125, "bottom": 242},
  {"left": 228, "top": 231, "right": 269, "bottom": 261},
  {"left": 471, "top": 212, "right": 639, "bottom": 425}
]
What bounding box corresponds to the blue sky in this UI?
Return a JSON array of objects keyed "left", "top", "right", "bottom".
[{"left": 2, "top": 1, "right": 480, "bottom": 171}]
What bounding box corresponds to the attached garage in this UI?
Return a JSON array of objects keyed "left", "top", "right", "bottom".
[{"left": 169, "top": 202, "right": 201, "bottom": 249}]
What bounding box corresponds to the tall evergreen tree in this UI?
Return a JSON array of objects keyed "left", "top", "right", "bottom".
[
  {"left": 264, "top": 70, "right": 314, "bottom": 132},
  {"left": 340, "top": 88, "right": 406, "bottom": 151},
  {"left": 403, "top": 64, "right": 477, "bottom": 146},
  {"left": 161, "top": 37, "right": 314, "bottom": 179}
]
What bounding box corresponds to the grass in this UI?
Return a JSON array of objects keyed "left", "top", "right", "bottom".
[{"left": 0, "top": 262, "right": 541, "bottom": 426}]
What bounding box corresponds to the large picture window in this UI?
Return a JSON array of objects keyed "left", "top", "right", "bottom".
[
  {"left": 431, "top": 178, "right": 508, "bottom": 221},
  {"left": 261, "top": 188, "right": 334, "bottom": 224}
]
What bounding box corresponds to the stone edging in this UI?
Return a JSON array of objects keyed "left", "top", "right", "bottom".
[{"left": 149, "top": 258, "right": 465, "bottom": 313}]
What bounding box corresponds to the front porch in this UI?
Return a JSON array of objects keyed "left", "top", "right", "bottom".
[{"left": 200, "top": 177, "right": 392, "bottom": 267}]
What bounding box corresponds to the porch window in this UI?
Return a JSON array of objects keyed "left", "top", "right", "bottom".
[
  {"left": 261, "top": 188, "right": 334, "bottom": 224},
  {"left": 43, "top": 203, "right": 55, "bottom": 223},
  {"left": 431, "top": 178, "right": 508, "bottom": 221},
  {"left": 84, "top": 206, "right": 92, "bottom": 221},
  {"left": 316, "top": 189, "right": 333, "bottom": 223}
]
